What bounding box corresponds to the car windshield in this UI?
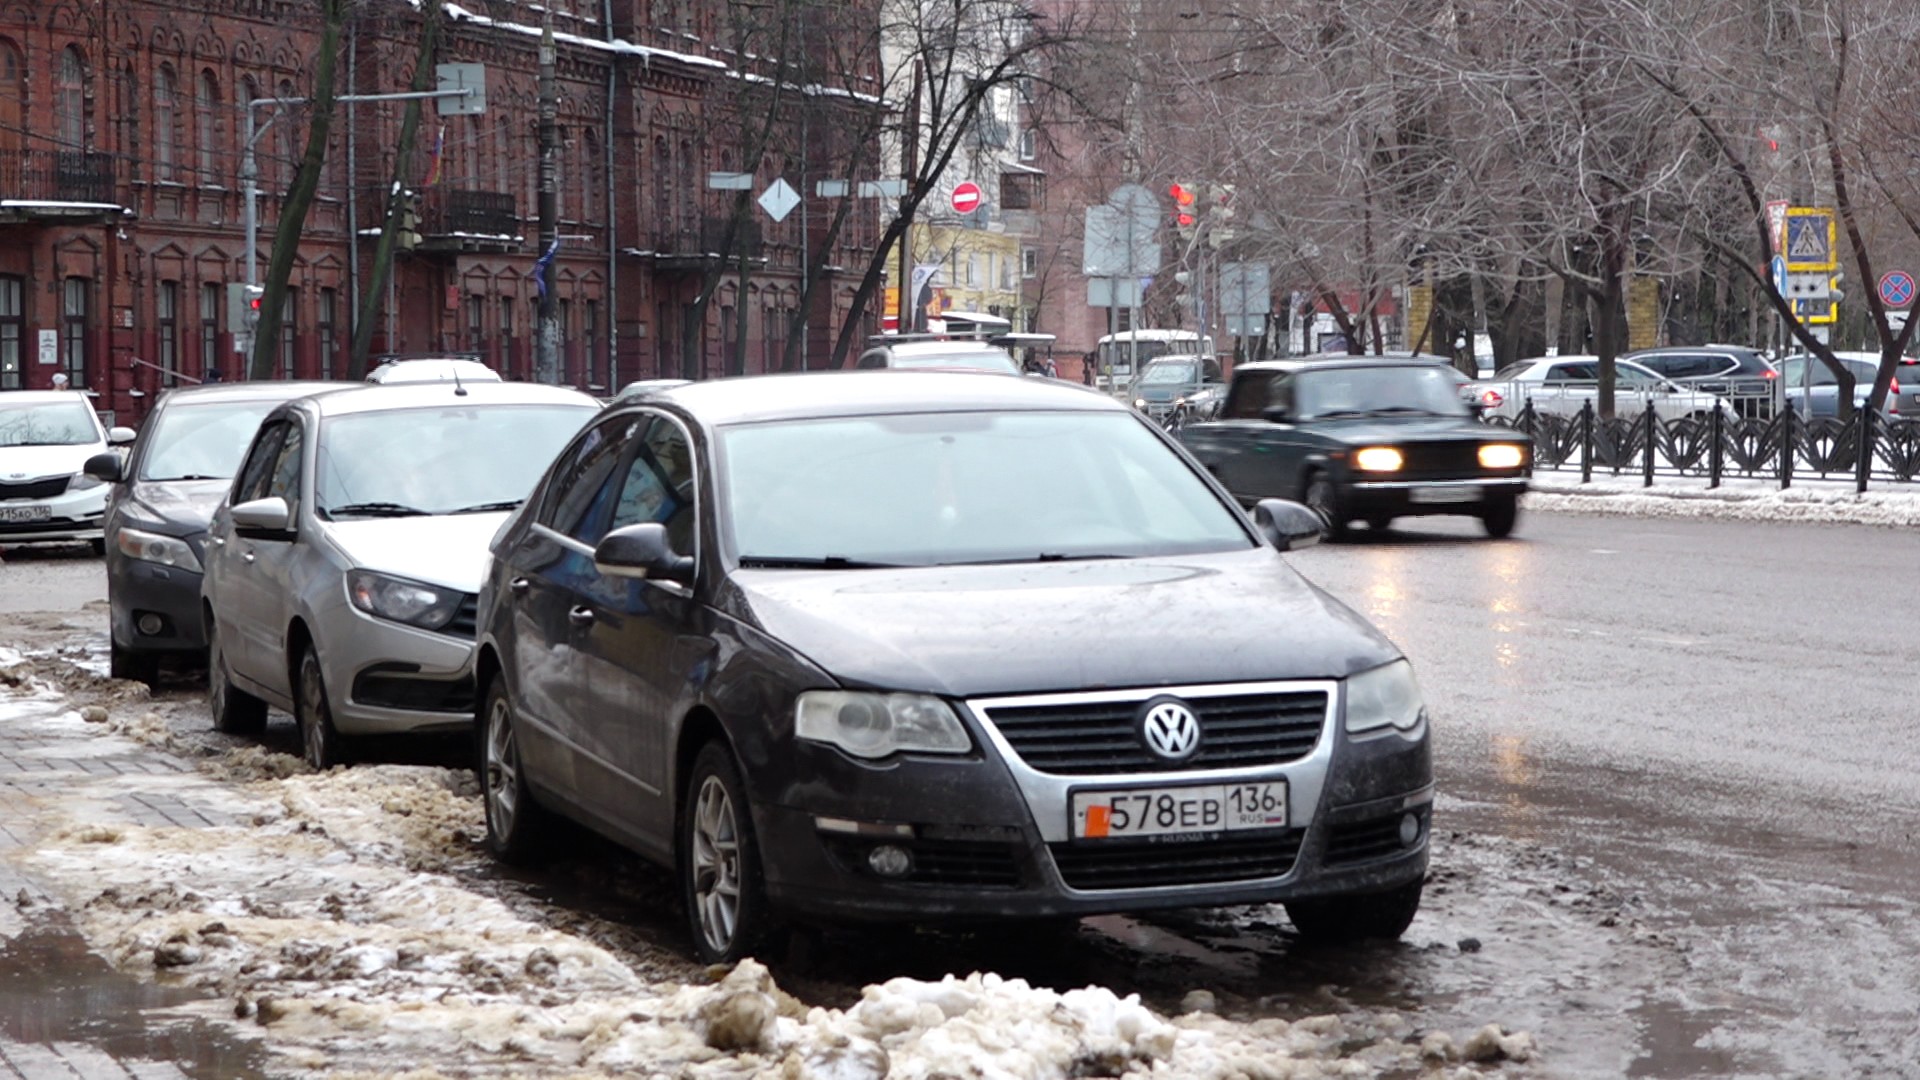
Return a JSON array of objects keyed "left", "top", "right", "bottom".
[
  {"left": 138, "top": 399, "right": 288, "bottom": 481},
  {"left": 720, "top": 410, "right": 1252, "bottom": 566},
  {"left": 1294, "top": 366, "right": 1470, "bottom": 419},
  {"left": 0, "top": 400, "right": 99, "bottom": 447},
  {"left": 889, "top": 350, "right": 1019, "bottom": 374},
  {"left": 1139, "top": 361, "right": 1200, "bottom": 385},
  {"left": 315, "top": 403, "right": 593, "bottom": 518}
]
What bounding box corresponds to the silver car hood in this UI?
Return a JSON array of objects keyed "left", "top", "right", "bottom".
[{"left": 325, "top": 511, "right": 512, "bottom": 593}]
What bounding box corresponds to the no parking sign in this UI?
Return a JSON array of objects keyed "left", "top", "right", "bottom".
[{"left": 1878, "top": 270, "right": 1914, "bottom": 309}]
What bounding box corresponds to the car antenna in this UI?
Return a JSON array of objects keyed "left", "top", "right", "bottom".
[{"left": 451, "top": 364, "right": 468, "bottom": 397}]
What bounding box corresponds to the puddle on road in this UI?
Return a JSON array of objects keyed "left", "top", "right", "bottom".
[{"left": 0, "top": 920, "right": 268, "bottom": 1079}]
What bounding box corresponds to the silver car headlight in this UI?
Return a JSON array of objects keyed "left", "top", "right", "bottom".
[
  {"left": 116, "top": 527, "right": 203, "bottom": 573},
  {"left": 346, "top": 570, "right": 464, "bottom": 631},
  {"left": 70, "top": 471, "right": 107, "bottom": 491},
  {"left": 1344, "top": 659, "right": 1427, "bottom": 735},
  {"left": 795, "top": 690, "right": 972, "bottom": 759}
]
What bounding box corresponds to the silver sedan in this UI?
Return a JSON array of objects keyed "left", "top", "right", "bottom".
[{"left": 200, "top": 381, "right": 599, "bottom": 768}]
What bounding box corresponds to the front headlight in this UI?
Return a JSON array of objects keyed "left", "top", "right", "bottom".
[
  {"left": 1134, "top": 397, "right": 1148, "bottom": 410},
  {"left": 70, "top": 471, "right": 107, "bottom": 491},
  {"left": 1478, "top": 443, "right": 1525, "bottom": 469},
  {"left": 115, "top": 527, "right": 203, "bottom": 573},
  {"left": 1353, "top": 446, "right": 1405, "bottom": 472},
  {"left": 795, "top": 690, "right": 972, "bottom": 759},
  {"left": 345, "top": 570, "right": 464, "bottom": 630},
  {"left": 1344, "top": 659, "right": 1427, "bottom": 735}
]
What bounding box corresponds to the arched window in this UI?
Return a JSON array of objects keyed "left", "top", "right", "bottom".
[
  {"left": 117, "top": 63, "right": 138, "bottom": 172},
  {"left": 653, "top": 135, "right": 671, "bottom": 242},
  {"left": 57, "top": 46, "right": 86, "bottom": 148},
  {"left": 276, "top": 79, "right": 295, "bottom": 191},
  {"left": 677, "top": 137, "right": 694, "bottom": 234},
  {"left": 494, "top": 114, "right": 511, "bottom": 195},
  {"left": 0, "top": 39, "right": 23, "bottom": 156},
  {"left": 581, "top": 127, "right": 601, "bottom": 224},
  {"left": 154, "top": 65, "right": 179, "bottom": 181},
  {"left": 196, "top": 70, "right": 220, "bottom": 183}
]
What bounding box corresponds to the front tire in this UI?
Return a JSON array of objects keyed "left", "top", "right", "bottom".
[
  {"left": 1303, "top": 471, "right": 1349, "bottom": 540},
  {"left": 1285, "top": 879, "right": 1424, "bottom": 944},
  {"left": 681, "top": 742, "right": 776, "bottom": 964},
  {"left": 479, "top": 675, "right": 552, "bottom": 863},
  {"left": 1480, "top": 494, "right": 1520, "bottom": 539},
  {"left": 207, "top": 613, "right": 267, "bottom": 735},
  {"left": 295, "top": 645, "right": 347, "bottom": 770}
]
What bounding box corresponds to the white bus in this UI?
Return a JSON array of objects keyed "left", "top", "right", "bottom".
[{"left": 1095, "top": 330, "right": 1216, "bottom": 390}]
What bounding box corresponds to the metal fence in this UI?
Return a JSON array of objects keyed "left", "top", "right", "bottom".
[{"left": 1486, "top": 400, "right": 1920, "bottom": 490}]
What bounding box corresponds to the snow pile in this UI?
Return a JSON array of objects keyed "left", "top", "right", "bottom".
[{"left": 1527, "top": 477, "right": 1920, "bottom": 527}]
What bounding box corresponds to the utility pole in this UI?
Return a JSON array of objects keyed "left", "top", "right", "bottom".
[
  {"left": 535, "top": 17, "right": 560, "bottom": 384},
  {"left": 894, "top": 59, "right": 922, "bottom": 334}
]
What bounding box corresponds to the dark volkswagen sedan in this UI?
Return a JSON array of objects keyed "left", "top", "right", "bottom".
[
  {"left": 84, "top": 381, "right": 351, "bottom": 682},
  {"left": 474, "top": 371, "right": 1433, "bottom": 962},
  {"left": 1179, "top": 358, "right": 1531, "bottom": 538}
]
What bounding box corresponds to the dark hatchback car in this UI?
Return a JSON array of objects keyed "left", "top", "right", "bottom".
[
  {"left": 474, "top": 371, "right": 1434, "bottom": 963},
  {"left": 84, "top": 381, "right": 350, "bottom": 682},
  {"left": 1179, "top": 358, "right": 1532, "bottom": 538}
]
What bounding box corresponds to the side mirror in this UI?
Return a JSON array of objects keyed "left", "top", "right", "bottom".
[
  {"left": 231, "top": 496, "right": 293, "bottom": 537},
  {"left": 594, "top": 522, "right": 695, "bottom": 586},
  {"left": 1252, "top": 498, "right": 1324, "bottom": 552},
  {"left": 108, "top": 425, "right": 137, "bottom": 446},
  {"left": 83, "top": 451, "right": 124, "bottom": 484},
  {"left": 1261, "top": 405, "right": 1292, "bottom": 423}
]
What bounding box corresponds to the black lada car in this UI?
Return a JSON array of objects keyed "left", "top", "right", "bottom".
[
  {"left": 1179, "top": 358, "right": 1532, "bottom": 537},
  {"left": 474, "top": 371, "right": 1434, "bottom": 962}
]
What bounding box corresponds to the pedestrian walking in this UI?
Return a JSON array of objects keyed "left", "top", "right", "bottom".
[{"left": 50, "top": 372, "right": 69, "bottom": 390}]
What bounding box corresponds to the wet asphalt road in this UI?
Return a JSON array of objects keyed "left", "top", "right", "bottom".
[{"left": 4, "top": 512, "right": 1918, "bottom": 1078}]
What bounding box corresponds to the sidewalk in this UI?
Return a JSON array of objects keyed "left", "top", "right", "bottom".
[{"left": 1523, "top": 469, "right": 1920, "bottom": 527}]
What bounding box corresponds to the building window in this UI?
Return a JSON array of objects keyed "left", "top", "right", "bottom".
[
  {"left": 1000, "top": 173, "right": 1038, "bottom": 211},
  {"left": 200, "top": 283, "right": 220, "bottom": 381},
  {"left": 318, "top": 287, "right": 337, "bottom": 378},
  {"left": 0, "top": 276, "right": 20, "bottom": 391},
  {"left": 1018, "top": 128, "right": 1036, "bottom": 160},
  {"left": 197, "top": 71, "right": 221, "bottom": 184},
  {"left": 558, "top": 297, "right": 573, "bottom": 378},
  {"left": 280, "top": 288, "right": 298, "bottom": 379},
  {"left": 57, "top": 46, "right": 86, "bottom": 148},
  {"left": 276, "top": 79, "right": 296, "bottom": 192},
  {"left": 499, "top": 295, "right": 514, "bottom": 373},
  {"left": 154, "top": 66, "right": 178, "bottom": 181},
  {"left": 118, "top": 63, "right": 139, "bottom": 179},
  {"left": 158, "top": 281, "right": 179, "bottom": 387},
  {"left": 581, "top": 128, "right": 602, "bottom": 223},
  {"left": 0, "top": 41, "right": 24, "bottom": 158},
  {"left": 1022, "top": 247, "right": 1037, "bottom": 279},
  {"left": 583, "top": 298, "right": 599, "bottom": 385},
  {"left": 62, "top": 278, "right": 89, "bottom": 388},
  {"left": 467, "top": 294, "right": 485, "bottom": 353}
]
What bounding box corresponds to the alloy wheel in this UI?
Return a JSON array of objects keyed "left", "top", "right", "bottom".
[
  {"left": 298, "top": 652, "right": 332, "bottom": 769},
  {"left": 690, "top": 776, "right": 743, "bottom": 955},
  {"left": 484, "top": 695, "right": 519, "bottom": 839}
]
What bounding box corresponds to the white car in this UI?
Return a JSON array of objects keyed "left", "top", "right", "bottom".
[
  {"left": 0, "top": 390, "right": 131, "bottom": 553},
  {"left": 366, "top": 357, "right": 505, "bottom": 385},
  {"left": 1466, "top": 356, "right": 1735, "bottom": 423}
]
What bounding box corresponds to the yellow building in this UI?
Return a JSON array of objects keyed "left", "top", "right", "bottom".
[{"left": 910, "top": 224, "right": 1027, "bottom": 329}]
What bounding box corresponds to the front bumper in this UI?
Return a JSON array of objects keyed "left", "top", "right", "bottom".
[
  {"left": 317, "top": 602, "right": 478, "bottom": 736},
  {"left": 754, "top": 685, "right": 1432, "bottom": 922},
  {"left": 0, "top": 483, "right": 107, "bottom": 545},
  {"left": 108, "top": 552, "right": 209, "bottom": 655},
  {"left": 1344, "top": 476, "right": 1528, "bottom": 516}
]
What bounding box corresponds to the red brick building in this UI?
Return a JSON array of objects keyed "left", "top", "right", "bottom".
[{"left": 0, "top": 0, "right": 884, "bottom": 423}]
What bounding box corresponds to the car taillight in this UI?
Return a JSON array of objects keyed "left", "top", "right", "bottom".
[
  {"left": 1480, "top": 389, "right": 1504, "bottom": 408},
  {"left": 1761, "top": 369, "right": 1778, "bottom": 379}
]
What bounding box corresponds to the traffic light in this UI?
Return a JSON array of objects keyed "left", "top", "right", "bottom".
[
  {"left": 226, "top": 283, "right": 264, "bottom": 332},
  {"left": 1206, "top": 183, "right": 1235, "bottom": 248},
  {"left": 1169, "top": 181, "right": 1197, "bottom": 241},
  {"left": 1829, "top": 273, "right": 1845, "bottom": 303}
]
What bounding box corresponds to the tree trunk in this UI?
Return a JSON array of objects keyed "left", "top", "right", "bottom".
[
  {"left": 249, "top": 0, "right": 347, "bottom": 380},
  {"left": 349, "top": 0, "right": 443, "bottom": 378}
]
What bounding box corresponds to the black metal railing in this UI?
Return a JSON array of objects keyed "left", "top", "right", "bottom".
[
  {"left": 0, "top": 148, "right": 117, "bottom": 205},
  {"left": 1487, "top": 399, "right": 1920, "bottom": 490},
  {"left": 650, "top": 215, "right": 763, "bottom": 260},
  {"left": 423, "top": 188, "right": 518, "bottom": 239}
]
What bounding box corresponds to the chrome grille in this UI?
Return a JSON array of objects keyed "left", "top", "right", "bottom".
[{"left": 975, "top": 690, "right": 1327, "bottom": 776}]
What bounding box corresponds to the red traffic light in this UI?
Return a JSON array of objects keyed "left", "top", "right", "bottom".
[
  {"left": 1169, "top": 183, "right": 1196, "bottom": 207},
  {"left": 1176, "top": 211, "right": 1196, "bottom": 227}
]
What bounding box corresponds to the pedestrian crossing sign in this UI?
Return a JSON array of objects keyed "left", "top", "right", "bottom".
[{"left": 1784, "top": 208, "right": 1836, "bottom": 271}]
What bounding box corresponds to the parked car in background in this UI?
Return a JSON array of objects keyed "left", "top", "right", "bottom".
[
  {"left": 85, "top": 381, "right": 351, "bottom": 683},
  {"left": 1626, "top": 345, "right": 1777, "bottom": 417},
  {"left": 1129, "top": 354, "right": 1226, "bottom": 421},
  {"left": 0, "top": 390, "right": 126, "bottom": 554},
  {"left": 200, "top": 381, "right": 598, "bottom": 769},
  {"left": 474, "top": 371, "right": 1432, "bottom": 963},
  {"left": 1776, "top": 353, "right": 1903, "bottom": 419},
  {"left": 366, "top": 356, "right": 505, "bottom": 385},
  {"left": 608, "top": 379, "right": 695, "bottom": 408},
  {"left": 1181, "top": 358, "right": 1531, "bottom": 538},
  {"left": 854, "top": 338, "right": 1020, "bottom": 375},
  {"left": 1466, "top": 356, "right": 1735, "bottom": 423}
]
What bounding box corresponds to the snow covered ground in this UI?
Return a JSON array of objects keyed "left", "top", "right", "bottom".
[
  {"left": 1525, "top": 473, "right": 1920, "bottom": 527},
  {"left": 0, "top": 653, "right": 1553, "bottom": 1079}
]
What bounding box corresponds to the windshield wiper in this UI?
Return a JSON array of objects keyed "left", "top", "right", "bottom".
[
  {"left": 1366, "top": 406, "right": 1449, "bottom": 416},
  {"left": 1313, "top": 409, "right": 1372, "bottom": 419},
  {"left": 737, "top": 555, "right": 906, "bottom": 569},
  {"left": 148, "top": 474, "right": 225, "bottom": 481},
  {"left": 323, "top": 502, "right": 430, "bottom": 519},
  {"left": 446, "top": 500, "right": 522, "bottom": 515}
]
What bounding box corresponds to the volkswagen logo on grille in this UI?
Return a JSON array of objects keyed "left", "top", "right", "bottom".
[{"left": 1137, "top": 698, "right": 1202, "bottom": 761}]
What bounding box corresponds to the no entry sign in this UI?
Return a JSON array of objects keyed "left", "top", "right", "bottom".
[{"left": 951, "top": 181, "right": 983, "bottom": 215}]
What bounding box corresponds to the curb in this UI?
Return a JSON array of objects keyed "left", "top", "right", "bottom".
[{"left": 1523, "top": 478, "right": 1920, "bottom": 527}]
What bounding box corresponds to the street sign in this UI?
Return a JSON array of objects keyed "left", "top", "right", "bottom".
[
  {"left": 1087, "top": 278, "right": 1143, "bottom": 307},
  {"left": 1785, "top": 271, "right": 1830, "bottom": 301},
  {"left": 1879, "top": 270, "right": 1915, "bottom": 309},
  {"left": 1770, "top": 255, "right": 1789, "bottom": 296},
  {"left": 757, "top": 178, "right": 799, "bottom": 222},
  {"left": 1784, "top": 208, "right": 1836, "bottom": 270},
  {"left": 1766, "top": 200, "right": 1790, "bottom": 256},
  {"left": 434, "top": 64, "right": 487, "bottom": 115},
  {"left": 951, "top": 181, "right": 983, "bottom": 214}
]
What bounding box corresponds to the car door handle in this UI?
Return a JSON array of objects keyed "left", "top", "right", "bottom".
[
  {"left": 509, "top": 577, "right": 530, "bottom": 597},
  {"left": 568, "top": 606, "right": 595, "bottom": 628},
  {"left": 208, "top": 536, "right": 225, "bottom": 547},
  {"left": 241, "top": 550, "right": 256, "bottom": 564}
]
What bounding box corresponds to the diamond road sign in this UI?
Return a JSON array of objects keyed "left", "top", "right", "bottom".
[{"left": 757, "top": 178, "right": 800, "bottom": 223}]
